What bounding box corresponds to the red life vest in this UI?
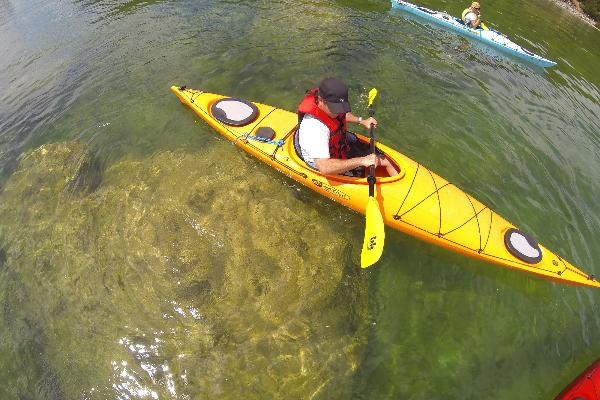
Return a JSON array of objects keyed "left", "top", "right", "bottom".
[{"left": 297, "top": 89, "right": 350, "bottom": 159}]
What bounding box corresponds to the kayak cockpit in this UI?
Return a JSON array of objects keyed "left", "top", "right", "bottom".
[{"left": 291, "top": 130, "right": 406, "bottom": 183}]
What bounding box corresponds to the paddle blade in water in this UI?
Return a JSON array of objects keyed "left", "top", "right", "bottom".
[
  {"left": 361, "top": 196, "right": 385, "bottom": 268},
  {"left": 368, "top": 88, "right": 378, "bottom": 108}
]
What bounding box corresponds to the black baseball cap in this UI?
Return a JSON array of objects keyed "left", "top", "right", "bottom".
[{"left": 318, "top": 77, "right": 351, "bottom": 114}]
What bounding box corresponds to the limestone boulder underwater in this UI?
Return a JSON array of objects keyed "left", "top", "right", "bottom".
[{"left": 0, "top": 140, "right": 370, "bottom": 399}]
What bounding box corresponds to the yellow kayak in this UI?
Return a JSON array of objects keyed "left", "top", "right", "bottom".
[{"left": 171, "top": 85, "right": 599, "bottom": 289}]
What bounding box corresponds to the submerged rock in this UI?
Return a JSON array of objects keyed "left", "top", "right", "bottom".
[{"left": 0, "top": 141, "right": 370, "bottom": 399}]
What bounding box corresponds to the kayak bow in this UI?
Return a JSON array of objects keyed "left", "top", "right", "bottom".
[{"left": 171, "top": 86, "right": 598, "bottom": 288}]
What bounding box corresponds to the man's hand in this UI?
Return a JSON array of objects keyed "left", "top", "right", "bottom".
[
  {"left": 361, "top": 154, "right": 393, "bottom": 168},
  {"left": 360, "top": 117, "right": 377, "bottom": 129}
]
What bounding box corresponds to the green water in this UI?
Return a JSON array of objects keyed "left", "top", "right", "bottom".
[{"left": 1, "top": 0, "right": 599, "bottom": 398}]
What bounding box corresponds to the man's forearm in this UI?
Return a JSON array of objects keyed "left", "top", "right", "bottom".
[
  {"left": 346, "top": 112, "right": 361, "bottom": 124},
  {"left": 315, "top": 157, "right": 366, "bottom": 175}
]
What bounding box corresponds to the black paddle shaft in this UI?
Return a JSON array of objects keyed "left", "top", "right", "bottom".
[{"left": 368, "top": 105, "right": 376, "bottom": 197}]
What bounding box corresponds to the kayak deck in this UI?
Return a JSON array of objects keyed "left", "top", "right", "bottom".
[{"left": 171, "top": 86, "right": 598, "bottom": 288}]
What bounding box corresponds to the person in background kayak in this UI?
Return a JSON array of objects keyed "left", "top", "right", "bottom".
[
  {"left": 297, "top": 77, "right": 399, "bottom": 177},
  {"left": 462, "top": 1, "right": 482, "bottom": 29}
]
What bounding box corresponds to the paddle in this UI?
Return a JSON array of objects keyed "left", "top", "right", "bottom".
[{"left": 360, "top": 88, "right": 385, "bottom": 269}]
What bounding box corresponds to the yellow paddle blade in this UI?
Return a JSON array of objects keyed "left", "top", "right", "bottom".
[
  {"left": 367, "top": 88, "right": 378, "bottom": 108},
  {"left": 361, "top": 196, "right": 385, "bottom": 268}
]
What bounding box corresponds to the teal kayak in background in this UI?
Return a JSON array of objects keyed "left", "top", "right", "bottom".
[{"left": 391, "top": 0, "right": 558, "bottom": 68}]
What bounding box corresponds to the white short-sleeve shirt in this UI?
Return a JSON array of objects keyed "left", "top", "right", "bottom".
[
  {"left": 298, "top": 115, "right": 330, "bottom": 165},
  {"left": 464, "top": 11, "right": 478, "bottom": 25}
]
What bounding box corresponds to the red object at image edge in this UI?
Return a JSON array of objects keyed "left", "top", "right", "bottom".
[{"left": 555, "top": 359, "right": 600, "bottom": 400}]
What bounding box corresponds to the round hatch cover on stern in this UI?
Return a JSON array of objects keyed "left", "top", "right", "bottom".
[{"left": 211, "top": 98, "right": 259, "bottom": 126}]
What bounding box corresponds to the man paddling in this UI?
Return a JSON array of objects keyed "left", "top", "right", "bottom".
[
  {"left": 462, "top": 1, "right": 482, "bottom": 29},
  {"left": 296, "top": 77, "right": 399, "bottom": 177}
]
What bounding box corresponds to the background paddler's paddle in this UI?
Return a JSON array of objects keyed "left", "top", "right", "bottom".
[{"left": 360, "top": 88, "right": 385, "bottom": 269}]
